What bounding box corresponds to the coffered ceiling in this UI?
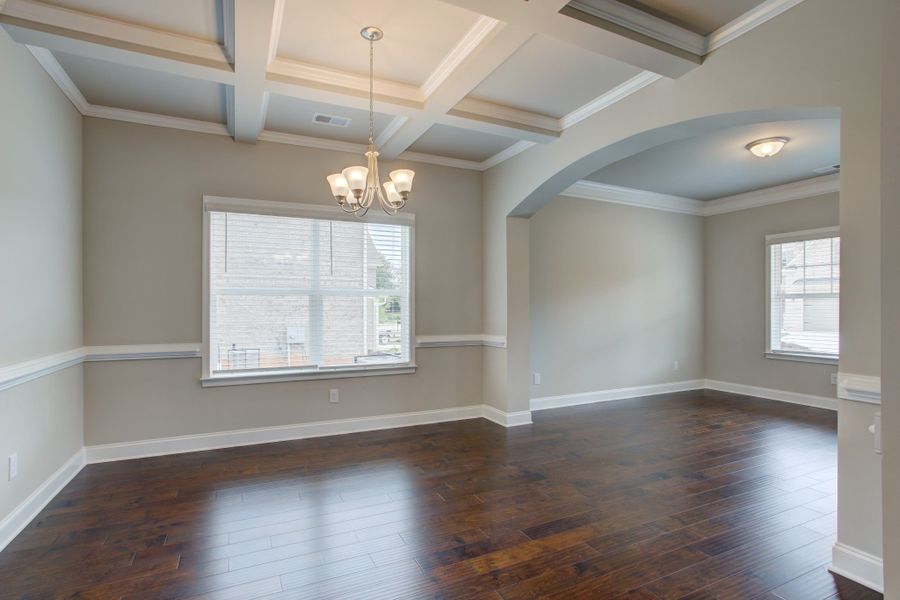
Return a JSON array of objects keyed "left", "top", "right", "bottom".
[{"left": 0, "top": 0, "right": 807, "bottom": 171}]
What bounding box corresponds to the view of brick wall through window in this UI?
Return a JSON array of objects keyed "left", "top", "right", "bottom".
[{"left": 209, "top": 211, "right": 411, "bottom": 372}]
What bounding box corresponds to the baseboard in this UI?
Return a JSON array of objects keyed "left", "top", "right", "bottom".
[
  {"left": 531, "top": 379, "right": 706, "bottom": 411},
  {"left": 0, "top": 448, "right": 86, "bottom": 553},
  {"left": 830, "top": 542, "right": 884, "bottom": 593},
  {"left": 482, "top": 404, "right": 533, "bottom": 427},
  {"left": 85, "top": 404, "right": 531, "bottom": 463},
  {"left": 704, "top": 379, "right": 838, "bottom": 411}
]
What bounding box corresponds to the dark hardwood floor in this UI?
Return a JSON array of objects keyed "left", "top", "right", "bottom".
[{"left": 0, "top": 390, "right": 883, "bottom": 599}]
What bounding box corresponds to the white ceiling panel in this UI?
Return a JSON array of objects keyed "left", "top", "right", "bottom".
[
  {"left": 610, "top": 0, "right": 766, "bottom": 35},
  {"left": 469, "top": 34, "right": 642, "bottom": 118},
  {"left": 39, "top": 0, "right": 223, "bottom": 43},
  {"left": 54, "top": 51, "right": 227, "bottom": 123},
  {"left": 276, "top": 0, "right": 481, "bottom": 85},
  {"left": 407, "top": 123, "right": 518, "bottom": 163},
  {"left": 586, "top": 118, "right": 840, "bottom": 200},
  {"left": 265, "top": 94, "right": 394, "bottom": 143}
]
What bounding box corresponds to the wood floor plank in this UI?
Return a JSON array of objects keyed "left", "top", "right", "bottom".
[{"left": 0, "top": 390, "right": 883, "bottom": 600}]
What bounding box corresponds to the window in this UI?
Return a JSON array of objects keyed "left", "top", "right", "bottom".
[
  {"left": 202, "top": 197, "right": 414, "bottom": 385},
  {"left": 766, "top": 227, "right": 839, "bottom": 363}
]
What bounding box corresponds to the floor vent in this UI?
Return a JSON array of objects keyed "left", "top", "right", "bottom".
[{"left": 313, "top": 113, "right": 351, "bottom": 127}]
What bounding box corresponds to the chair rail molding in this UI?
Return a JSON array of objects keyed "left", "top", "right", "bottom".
[{"left": 836, "top": 372, "right": 881, "bottom": 404}]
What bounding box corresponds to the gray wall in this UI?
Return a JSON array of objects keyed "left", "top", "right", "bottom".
[
  {"left": 529, "top": 197, "right": 705, "bottom": 399},
  {"left": 81, "top": 118, "right": 484, "bottom": 445},
  {"left": 705, "top": 193, "right": 840, "bottom": 398},
  {"left": 0, "top": 28, "right": 84, "bottom": 520}
]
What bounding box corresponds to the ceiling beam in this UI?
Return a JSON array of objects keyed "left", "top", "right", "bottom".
[
  {"left": 0, "top": 0, "right": 233, "bottom": 83},
  {"left": 228, "top": 0, "right": 283, "bottom": 143},
  {"left": 436, "top": 0, "right": 700, "bottom": 78}
]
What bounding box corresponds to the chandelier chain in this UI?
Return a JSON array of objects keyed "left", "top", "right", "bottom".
[{"left": 368, "top": 37, "right": 374, "bottom": 146}]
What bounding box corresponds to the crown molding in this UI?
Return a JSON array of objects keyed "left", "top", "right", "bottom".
[
  {"left": 421, "top": 15, "right": 500, "bottom": 100},
  {"left": 480, "top": 140, "right": 535, "bottom": 170},
  {"left": 25, "top": 45, "right": 88, "bottom": 113},
  {"left": 564, "top": 174, "right": 840, "bottom": 217},
  {"left": 702, "top": 173, "right": 840, "bottom": 216},
  {"left": 562, "top": 180, "right": 704, "bottom": 215},
  {"left": 395, "top": 151, "right": 483, "bottom": 171},
  {"left": 567, "top": 0, "right": 705, "bottom": 55},
  {"left": 85, "top": 105, "right": 230, "bottom": 136},
  {"left": 707, "top": 0, "right": 806, "bottom": 53},
  {"left": 559, "top": 70, "right": 662, "bottom": 129},
  {"left": 375, "top": 116, "right": 409, "bottom": 149},
  {"left": 451, "top": 97, "right": 560, "bottom": 135}
]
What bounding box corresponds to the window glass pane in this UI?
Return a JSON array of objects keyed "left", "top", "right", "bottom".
[
  {"left": 209, "top": 210, "right": 411, "bottom": 374},
  {"left": 768, "top": 234, "right": 839, "bottom": 357}
]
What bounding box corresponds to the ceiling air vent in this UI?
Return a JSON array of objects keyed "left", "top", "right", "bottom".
[
  {"left": 313, "top": 113, "right": 351, "bottom": 127},
  {"left": 813, "top": 163, "right": 841, "bottom": 175}
]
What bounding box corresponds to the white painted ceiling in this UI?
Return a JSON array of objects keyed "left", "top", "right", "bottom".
[
  {"left": 407, "top": 124, "right": 518, "bottom": 163},
  {"left": 608, "top": 0, "right": 767, "bottom": 35},
  {"left": 53, "top": 51, "right": 228, "bottom": 123},
  {"left": 39, "top": 0, "right": 223, "bottom": 43},
  {"left": 585, "top": 119, "right": 840, "bottom": 200},
  {"left": 265, "top": 95, "right": 393, "bottom": 143},
  {"left": 277, "top": 0, "right": 480, "bottom": 85},
  {"left": 470, "top": 34, "right": 642, "bottom": 118}
]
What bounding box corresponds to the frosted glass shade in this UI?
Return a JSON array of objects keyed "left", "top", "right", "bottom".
[
  {"left": 326, "top": 174, "right": 350, "bottom": 198},
  {"left": 389, "top": 169, "right": 415, "bottom": 193},
  {"left": 342, "top": 166, "right": 368, "bottom": 193},
  {"left": 383, "top": 181, "right": 403, "bottom": 206}
]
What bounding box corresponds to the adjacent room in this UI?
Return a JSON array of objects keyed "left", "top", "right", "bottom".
[{"left": 0, "top": 0, "right": 896, "bottom": 598}]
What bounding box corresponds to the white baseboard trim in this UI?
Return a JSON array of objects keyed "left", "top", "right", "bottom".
[
  {"left": 704, "top": 379, "right": 838, "bottom": 411},
  {"left": 830, "top": 542, "right": 884, "bottom": 593},
  {"left": 482, "top": 404, "right": 533, "bottom": 427},
  {"left": 85, "top": 404, "right": 531, "bottom": 463},
  {"left": 531, "top": 379, "right": 705, "bottom": 411},
  {"left": 0, "top": 448, "right": 86, "bottom": 553},
  {"left": 836, "top": 372, "right": 881, "bottom": 405}
]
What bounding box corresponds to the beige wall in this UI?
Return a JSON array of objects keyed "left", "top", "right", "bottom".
[
  {"left": 0, "top": 29, "right": 84, "bottom": 521},
  {"left": 530, "top": 197, "right": 704, "bottom": 399},
  {"left": 705, "top": 193, "right": 839, "bottom": 398},
  {"left": 881, "top": 0, "right": 899, "bottom": 594},
  {"left": 81, "top": 118, "right": 484, "bottom": 445}
]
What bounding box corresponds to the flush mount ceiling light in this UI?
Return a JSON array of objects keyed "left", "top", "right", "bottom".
[
  {"left": 746, "top": 136, "right": 789, "bottom": 158},
  {"left": 326, "top": 26, "right": 414, "bottom": 216}
]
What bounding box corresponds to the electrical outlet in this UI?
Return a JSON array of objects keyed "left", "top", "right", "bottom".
[
  {"left": 673, "top": 361, "right": 680, "bottom": 371},
  {"left": 8, "top": 453, "right": 17, "bottom": 481},
  {"left": 830, "top": 373, "right": 838, "bottom": 385},
  {"left": 532, "top": 373, "right": 541, "bottom": 385},
  {"left": 329, "top": 389, "right": 339, "bottom": 404}
]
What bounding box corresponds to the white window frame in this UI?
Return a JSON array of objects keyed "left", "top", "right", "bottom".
[
  {"left": 765, "top": 226, "right": 839, "bottom": 365},
  {"left": 201, "top": 195, "right": 416, "bottom": 387}
]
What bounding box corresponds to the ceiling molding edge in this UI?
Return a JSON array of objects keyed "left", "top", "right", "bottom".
[
  {"left": 706, "top": 0, "right": 806, "bottom": 53},
  {"left": 567, "top": 0, "right": 705, "bottom": 55},
  {"left": 420, "top": 15, "right": 500, "bottom": 100},
  {"left": 26, "top": 45, "right": 88, "bottom": 113},
  {"left": 559, "top": 71, "right": 662, "bottom": 129},
  {"left": 480, "top": 141, "right": 535, "bottom": 170},
  {"left": 563, "top": 173, "right": 840, "bottom": 217},
  {"left": 701, "top": 172, "right": 840, "bottom": 215},
  {"left": 395, "top": 151, "right": 483, "bottom": 171},
  {"left": 562, "top": 180, "right": 704, "bottom": 215}
]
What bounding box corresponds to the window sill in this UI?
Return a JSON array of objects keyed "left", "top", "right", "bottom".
[
  {"left": 765, "top": 352, "right": 838, "bottom": 366},
  {"left": 201, "top": 364, "right": 417, "bottom": 387}
]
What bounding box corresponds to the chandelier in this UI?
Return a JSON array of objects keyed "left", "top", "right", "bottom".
[{"left": 326, "top": 26, "right": 414, "bottom": 216}]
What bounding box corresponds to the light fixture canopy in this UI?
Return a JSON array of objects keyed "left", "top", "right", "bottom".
[
  {"left": 325, "top": 27, "right": 413, "bottom": 216},
  {"left": 746, "top": 136, "right": 789, "bottom": 158}
]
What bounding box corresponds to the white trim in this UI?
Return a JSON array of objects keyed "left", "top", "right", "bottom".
[
  {"left": 415, "top": 335, "right": 507, "bottom": 348},
  {"left": 202, "top": 195, "right": 416, "bottom": 225},
  {"left": 481, "top": 404, "right": 533, "bottom": 427},
  {"left": 420, "top": 16, "right": 500, "bottom": 100},
  {"left": 532, "top": 380, "right": 705, "bottom": 411},
  {"left": 201, "top": 365, "right": 418, "bottom": 387},
  {"left": 559, "top": 71, "right": 662, "bottom": 130},
  {"left": 257, "top": 129, "right": 366, "bottom": 154},
  {"left": 84, "top": 105, "right": 230, "bottom": 137},
  {"left": 0, "top": 348, "right": 85, "bottom": 392},
  {"left": 25, "top": 45, "right": 89, "bottom": 112},
  {"left": 562, "top": 180, "right": 704, "bottom": 215},
  {"left": 0, "top": 448, "right": 85, "bottom": 553},
  {"left": 707, "top": 0, "right": 807, "bottom": 53},
  {"left": 830, "top": 542, "right": 884, "bottom": 593},
  {"left": 704, "top": 379, "right": 837, "bottom": 411},
  {"left": 567, "top": 0, "right": 705, "bottom": 55},
  {"left": 374, "top": 116, "right": 409, "bottom": 150},
  {"left": 764, "top": 351, "right": 838, "bottom": 365},
  {"left": 563, "top": 174, "right": 840, "bottom": 217},
  {"left": 85, "top": 344, "right": 201, "bottom": 361},
  {"left": 765, "top": 225, "right": 840, "bottom": 244},
  {"left": 395, "top": 151, "right": 483, "bottom": 171},
  {"left": 837, "top": 373, "right": 881, "bottom": 405},
  {"left": 703, "top": 174, "right": 840, "bottom": 216},
  {"left": 479, "top": 141, "right": 536, "bottom": 170},
  {"left": 84, "top": 404, "right": 529, "bottom": 463},
  {"left": 451, "top": 98, "right": 560, "bottom": 135}
]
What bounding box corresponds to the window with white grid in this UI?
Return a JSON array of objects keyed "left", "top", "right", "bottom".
[{"left": 766, "top": 227, "right": 839, "bottom": 362}]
